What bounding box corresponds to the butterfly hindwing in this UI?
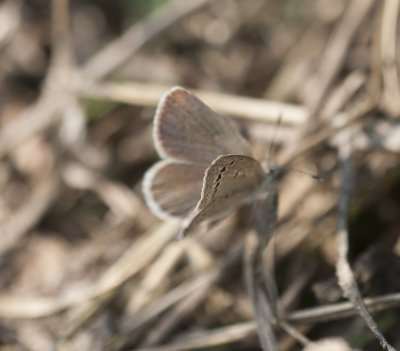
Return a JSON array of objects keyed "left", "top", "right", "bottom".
[{"left": 143, "top": 160, "right": 206, "bottom": 220}]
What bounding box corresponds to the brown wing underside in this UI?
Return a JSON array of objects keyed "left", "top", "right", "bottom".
[
  {"left": 143, "top": 160, "right": 205, "bottom": 220},
  {"left": 179, "top": 155, "right": 266, "bottom": 239},
  {"left": 154, "top": 87, "right": 252, "bottom": 164}
]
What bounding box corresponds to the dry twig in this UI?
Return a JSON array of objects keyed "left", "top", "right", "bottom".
[{"left": 336, "top": 137, "right": 396, "bottom": 351}]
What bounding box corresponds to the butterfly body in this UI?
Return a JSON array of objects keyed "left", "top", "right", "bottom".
[{"left": 143, "top": 87, "right": 277, "bottom": 239}]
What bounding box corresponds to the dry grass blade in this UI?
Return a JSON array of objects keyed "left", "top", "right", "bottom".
[
  {"left": 50, "top": 0, "right": 72, "bottom": 67},
  {"left": 305, "top": 0, "right": 375, "bottom": 113},
  {"left": 288, "top": 292, "right": 400, "bottom": 325},
  {"left": 140, "top": 279, "right": 217, "bottom": 347},
  {"left": 0, "top": 174, "right": 58, "bottom": 257},
  {"left": 61, "top": 162, "right": 143, "bottom": 221},
  {"left": 59, "top": 226, "right": 186, "bottom": 342},
  {"left": 244, "top": 230, "right": 278, "bottom": 351},
  {"left": 120, "top": 292, "right": 400, "bottom": 351},
  {"left": 128, "top": 241, "right": 189, "bottom": 313},
  {"left": 0, "top": 0, "right": 75, "bottom": 158},
  {"left": 114, "top": 240, "right": 243, "bottom": 350},
  {"left": 254, "top": 190, "right": 310, "bottom": 348},
  {"left": 279, "top": 96, "right": 374, "bottom": 166},
  {"left": 265, "top": 24, "right": 326, "bottom": 101},
  {"left": 0, "top": 94, "right": 60, "bottom": 158},
  {"left": 336, "top": 140, "right": 396, "bottom": 351},
  {"left": 134, "top": 321, "right": 257, "bottom": 351},
  {"left": 94, "top": 221, "right": 180, "bottom": 297},
  {"left": 81, "top": 0, "right": 214, "bottom": 80},
  {"left": 120, "top": 269, "right": 218, "bottom": 334},
  {"left": 243, "top": 190, "right": 282, "bottom": 351},
  {"left": 380, "top": 0, "right": 400, "bottom": 115},
  {"left": 0, "top": 221, "right": 179, "bottom": 318},
  {"left": 302, "top": 338, "right": 352, "bottom": 351},
  {"left": 320, "top": 71, "right": 366, "bottom": 120},
  {"left": 0, "top": 0, "right": 21, "bottom": 49},
  {"left": 78, "top": 81, "right": 309, "bottom": 125}
]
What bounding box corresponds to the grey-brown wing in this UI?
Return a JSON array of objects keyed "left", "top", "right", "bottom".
[
  {"left": 143, "top": 160, "right": 205, "bottom": 220},
  {"left": 154, "top": 87, "right": 252, "bottom": 164},
  {"left": 197, "top": 155, "right": 266, "bottom": 211},
  {"left": 179, "top": 155, "right": 266, "bottom": 239}
]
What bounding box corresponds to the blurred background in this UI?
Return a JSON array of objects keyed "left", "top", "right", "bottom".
[{"left": 0, "top": 0, "right": 399, "bottom": 350}]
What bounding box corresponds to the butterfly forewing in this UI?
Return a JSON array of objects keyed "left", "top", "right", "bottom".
[
  {"left": 154, "top": 87, "right": 252, "bottom": 164},
  {"left": 180, "top": 155, "right": 266, "bottom": 238},
  {"left": 143, "top": 160, "right": 205, "bottom": 220},
  {"left": 197, "top": 155, "right": 266, "bottom": 210}
]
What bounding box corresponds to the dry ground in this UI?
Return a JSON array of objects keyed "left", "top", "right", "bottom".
[{"left": 0, "top": 0, "right": 399, "bottom": 350}]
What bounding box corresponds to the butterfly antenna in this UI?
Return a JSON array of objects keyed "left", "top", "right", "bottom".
[
  {"left": 266, "top": 115, "right": 322, "bottom": 181},
  {"left": 280, "top": 166, "right": 323, "bottom": 181},
  {"left": 266, "top": 115, "right": 282, "bottom": 166}
]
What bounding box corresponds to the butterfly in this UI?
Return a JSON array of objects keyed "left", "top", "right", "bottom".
[{"left": 142, "top": 87, "right": 278, "bottom": 240}]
